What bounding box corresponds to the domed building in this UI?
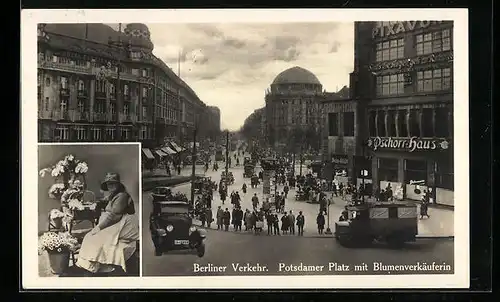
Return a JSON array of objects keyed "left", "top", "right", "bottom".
[{"left": 264, "top": 66, "right": 324, "bottom": 151}]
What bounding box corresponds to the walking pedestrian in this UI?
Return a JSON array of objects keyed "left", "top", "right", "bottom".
[
  {"left": 266, "top": 212, "right": 273, "bottom": 235},
  {"left": 234, "top": 207, "right": 243, "bottom": 231},
  {"left": 205, "top": 207, "right": 213, "bottom": 228},
  {"left": 316, "top": 212, "right": 325, "bottom": 234},
  {"left": 273, "top": 214, "right": 280, "bottom": 235},
  {"left": 281, "top": 213, "right": 289, "bottom": 235},
  {"left": 200, "top": 208, "right": 207, "bottom": 227},
  {"left": 284, "top": 184, "right": 289, "bottom": 198},
  {"left": 223, "top": 208, "right": 231, "bottom": 231},
  {"left": 288, "top": 211, "right": 296, "bottom": 235},
  {"left": 296, "top": 211, "right": 305, "bottom": 236},
  {"left": 216, "top": 206, "right": 223, "bottom": 230},
  {"left": 251, "top": 193, "right": 259, "bottom": 211}
]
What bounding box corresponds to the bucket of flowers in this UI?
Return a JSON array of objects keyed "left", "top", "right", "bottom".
[
  {"left": 38, "top": 231, "right": 79, "bottom": 275},
  {"left": 48, "top": 209, "right": 73, "bottom": 231}
]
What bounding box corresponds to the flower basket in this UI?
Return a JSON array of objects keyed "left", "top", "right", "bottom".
[
  {"left": 47, "top": 250, "right": 70, "bottom": 275},
  {"left": 38, "top": 232, "right": 78, "bottom": 275}
]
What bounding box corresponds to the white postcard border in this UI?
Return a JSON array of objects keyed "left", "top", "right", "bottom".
[{"left": 21, "top": 8, "right": 469, "bottom": 289}]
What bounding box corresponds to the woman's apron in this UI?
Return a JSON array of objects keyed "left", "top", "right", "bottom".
[{"left": 76, "top": 214, "right": 139, "bottom": 273}]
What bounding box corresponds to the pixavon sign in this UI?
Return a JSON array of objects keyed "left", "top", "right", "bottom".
[
  {"left": 372, "top": 21, "right": 445, "bottom": 38},
  {"left": 367, "top": 137, "right": 450, "bottom": 152}
]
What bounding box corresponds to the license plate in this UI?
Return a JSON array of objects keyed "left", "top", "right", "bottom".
[{"left": 174, "top": 240, "right": 189, "bottom": 245}]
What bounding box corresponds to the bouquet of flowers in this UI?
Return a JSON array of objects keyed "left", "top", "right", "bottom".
[
  {"left": 67, "top": 198, "right": 97, "bottom": 211},
  {"left": 39, "top": 154, "right": 89, "bottom": 204},
  {"left": 38, "top": 231, "right": 79, "bottom": 255}
]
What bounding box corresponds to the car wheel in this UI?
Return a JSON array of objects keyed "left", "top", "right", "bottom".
[{"left": 196, "top": 243, "right": 206, "bottom": 257}]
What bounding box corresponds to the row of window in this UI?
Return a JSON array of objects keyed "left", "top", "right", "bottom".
[
  {"left": 378, "top": 158, "right": 453, "bottom": 190},
  {"left": 375, "top": 67, "right": 452, "bottom": 97},
  {"left": 42, "top": 53, "right": 186, "bottom": 93},
  {"left": 375, "top": 28, "right": 452, "bottom": 62},
  {"left": 327, "top": 112, "right": 355, "bottom": 137},
  {"left": 368, "top": 107, "right": 452, "bottom": 138}
]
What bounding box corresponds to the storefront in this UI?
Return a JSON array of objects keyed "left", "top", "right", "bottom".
[
  {"left": 367, "top": 136, "right": 453, "bottom": 206},
  {"left": 331, "top": 154, "right": 350, "bottom": 185}
]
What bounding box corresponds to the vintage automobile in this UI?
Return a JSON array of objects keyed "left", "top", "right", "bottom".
[
  {"left": 221, "top": 171, "right": 235, "bottom": 185},
  {"left": 243, "top": 164, "right": 255, "bottom": 178},
  {"left": 193, "top": 176, "right": 215, "bottom": 194},
  {"left": 150, "top": 201, "right": 206, "bottom": 257},
  {"left": 334, "top": 202, "right": 418, "bottom": 247},
  {"left": 151, "top": 186, "right": 173, "bottom": 204}
]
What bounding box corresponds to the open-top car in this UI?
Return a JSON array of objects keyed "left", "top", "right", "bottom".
[
  {"left": 151, "top": 186, "right": 172, "bottom": 203},
  {"left": 150, "top": 201, "right": 206, "bottom": 257}
]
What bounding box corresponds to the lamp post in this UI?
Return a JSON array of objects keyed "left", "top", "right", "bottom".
[
  {"left": 325, "top": 193, "right": 332, "bottom": 234},
  {"left": 190, "top": 120, "right": 199, "bottom": 208}
]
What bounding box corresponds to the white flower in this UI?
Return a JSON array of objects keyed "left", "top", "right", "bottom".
[
  {"left": 67, "top": 199, "right": 85, "bottom": 210},
  {"left": 48, "top": 183, "right": 65, "bottom": 198},
  {"left": 49, "top": 209, "right": 66, "bottom": 219},
  {"left": 75, "top": 162, "right": 88, "bottom": 174},
  {"left": 65, "top": 154, "right": 74, "bottom": 162},
  {"left": 39, "top": 168, "right": 51, "bottom": 177}
]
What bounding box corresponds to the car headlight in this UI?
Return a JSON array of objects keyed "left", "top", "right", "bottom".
[
  {"left": 166, "top": 225, "right": 174, "bottom": 232},
  {"left": 189, "top": 226, "right": 197, "bottom": 232}
]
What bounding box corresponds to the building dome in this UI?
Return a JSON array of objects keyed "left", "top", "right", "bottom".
[
  {"left": 124, "top": 23, "right": 154, "bottom": 51},
  {"left": 272, "top": 66, "right": 321, "bottom": 85}
]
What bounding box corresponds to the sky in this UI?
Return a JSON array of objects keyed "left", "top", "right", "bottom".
[{"left": 112, "top": 23, "right": 354, "bottom": 130}]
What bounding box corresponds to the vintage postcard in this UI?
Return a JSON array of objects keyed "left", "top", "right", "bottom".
[{"left": 21, "top": 9, "right": 469, "bottom": 289}]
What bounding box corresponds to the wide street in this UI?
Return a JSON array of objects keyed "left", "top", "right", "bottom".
[{"left": 141, "top": 153, "right": 455, "bottom": 276}]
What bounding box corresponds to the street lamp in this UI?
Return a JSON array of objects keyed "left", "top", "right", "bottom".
[{"left": 190, "top": 115, "right": 200, "bottom": 207}]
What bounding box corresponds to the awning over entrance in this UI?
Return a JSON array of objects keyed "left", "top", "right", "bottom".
[
  {"left": 161, "top": 146, "right": 176, "bottom": 155},
  {"left": 156, "top": 150, "right": 168, "bottom": 157},
  {"left": 169, "top": 141, "right": 185, "bottom": 153},
  {"left": 142, "top": 148, "right": 155, "bottom": 160}
]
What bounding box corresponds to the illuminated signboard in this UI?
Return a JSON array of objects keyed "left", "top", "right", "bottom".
[
  {"left": 372, "top": 21, "right": 446, "bottom": 38},
  {"left": 367, "top": 137, "right": 450, "bottom": 152}
]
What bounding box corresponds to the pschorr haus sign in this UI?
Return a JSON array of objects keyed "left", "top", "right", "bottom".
[{"left": 367, "top": 137, "right": 451, "bottom": 152}]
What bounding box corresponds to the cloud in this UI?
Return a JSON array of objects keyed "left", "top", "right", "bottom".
[{"left": 142, "top": 22, "right": 354, "bottom": 130}]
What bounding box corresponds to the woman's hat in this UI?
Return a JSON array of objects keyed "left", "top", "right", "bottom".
[{"left": 101, "top": 172, "right": 123, "bottom": 191}]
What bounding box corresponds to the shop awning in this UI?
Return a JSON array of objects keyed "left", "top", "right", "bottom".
[
  {"left": 169, "top": 141, "right": 185, "bottom": 153},
  {"left": 142, "top": 148, "right": 155, "bottom": 160},
  {"left": 161, "top": 146, "right": 176, "bottom": 155},
  {"left": 156, "top": 150, "right": 168, "bottom": 157}
]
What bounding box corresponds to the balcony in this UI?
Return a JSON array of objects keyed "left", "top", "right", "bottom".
[
  {"left": 60, "top": 88, "right": 70, "bottom": 97},
  {"left": 69, "top": 110, "right": 90, "bottom": 122},
  {"left": 38, "top": 110, "right": 53, "bottom": 119},
  {"left": 39, "top": 60, "right": 92, "bottom": 75},
  {"left": 119, "top": 113, "right": 137, "bottom": 124},
  {"left": 93, "top": 112, "right": 107, "bottom": 122},
  {"left": 77, "top": 90, "right": 88, "bottom": 98},
  {"left": 50, "top": 110, "right": 70, "bottom": 121},
  {"left": 95, "top": 91, "right": 106, "bottom": 99}
]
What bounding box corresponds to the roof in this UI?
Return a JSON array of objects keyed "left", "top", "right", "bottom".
[
  {"left": 40, "top": 23, "right": 204, "bottom": 105},
  {"left": 272, "top": 66, "right": 322, "bottom": 85},
  {"left": 155, "top": 201, "right": 190, "bottom": 206}
]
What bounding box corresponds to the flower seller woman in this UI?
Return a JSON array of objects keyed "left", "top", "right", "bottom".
[{"left": 76, "top": 172, "right": 139, "bottom": 274}]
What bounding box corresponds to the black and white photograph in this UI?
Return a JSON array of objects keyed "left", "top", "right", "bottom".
[
  {"left": 22, "top": 9, "right": 469, "bottom": 289},
  {"left": 37, "top": 143, "right": 140, "bottom": 277}
]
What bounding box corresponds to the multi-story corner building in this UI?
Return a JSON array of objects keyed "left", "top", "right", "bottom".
[
  {"left": 264, "top": 66, "right": 324, "bottom": 152},
  {"left": 37, "top": 23, "right": 219, "bottom": 150},
  {"left": 348, "top": 21, "right": 454, "bottom": 206}
]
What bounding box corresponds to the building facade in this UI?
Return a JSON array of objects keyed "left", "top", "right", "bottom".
[
  {"left": 264, "top": 66, "right": 323, "bottom": 153},
  {"left": 350, "top": 21, "right": 454, "bottom": 206},
  {"left": 37, "top": 23, "right": 219, "bottom": 149}
]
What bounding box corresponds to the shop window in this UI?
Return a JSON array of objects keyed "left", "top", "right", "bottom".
[
  {"left": 409, "top": 109, "right": 420, "bottom": 137},
  {"left": 436, "top": 159, "right": 454, "bottom": 190},
  {"left": 376, "top": 111, "right": 386, "bottom": 137},
  {"left": 405, "top": 160, "right": 427, "bottom": 184},
  {"left": 378, "top": 158, "right": 398, "bottom": 182},
  {"left": 422, "top": 108, "right": 434, "bottom": 137},
  {"left": 368, "top": 111, "right": 377, "bottom": 137},
  {"left": 328, "top": 113, "right": 338, "bottom": 136},
  {"left": 387, "top": 110, "right": 397, "bottom": 137},
  {"left": 397, "top": 110, "right": 408, "bottom": 137},
  {"left": 435, "top": 107, "right": 450, "bottom": 137},
  {"left": 343, "top": 112, "right": 355, "bottom": 137}
]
